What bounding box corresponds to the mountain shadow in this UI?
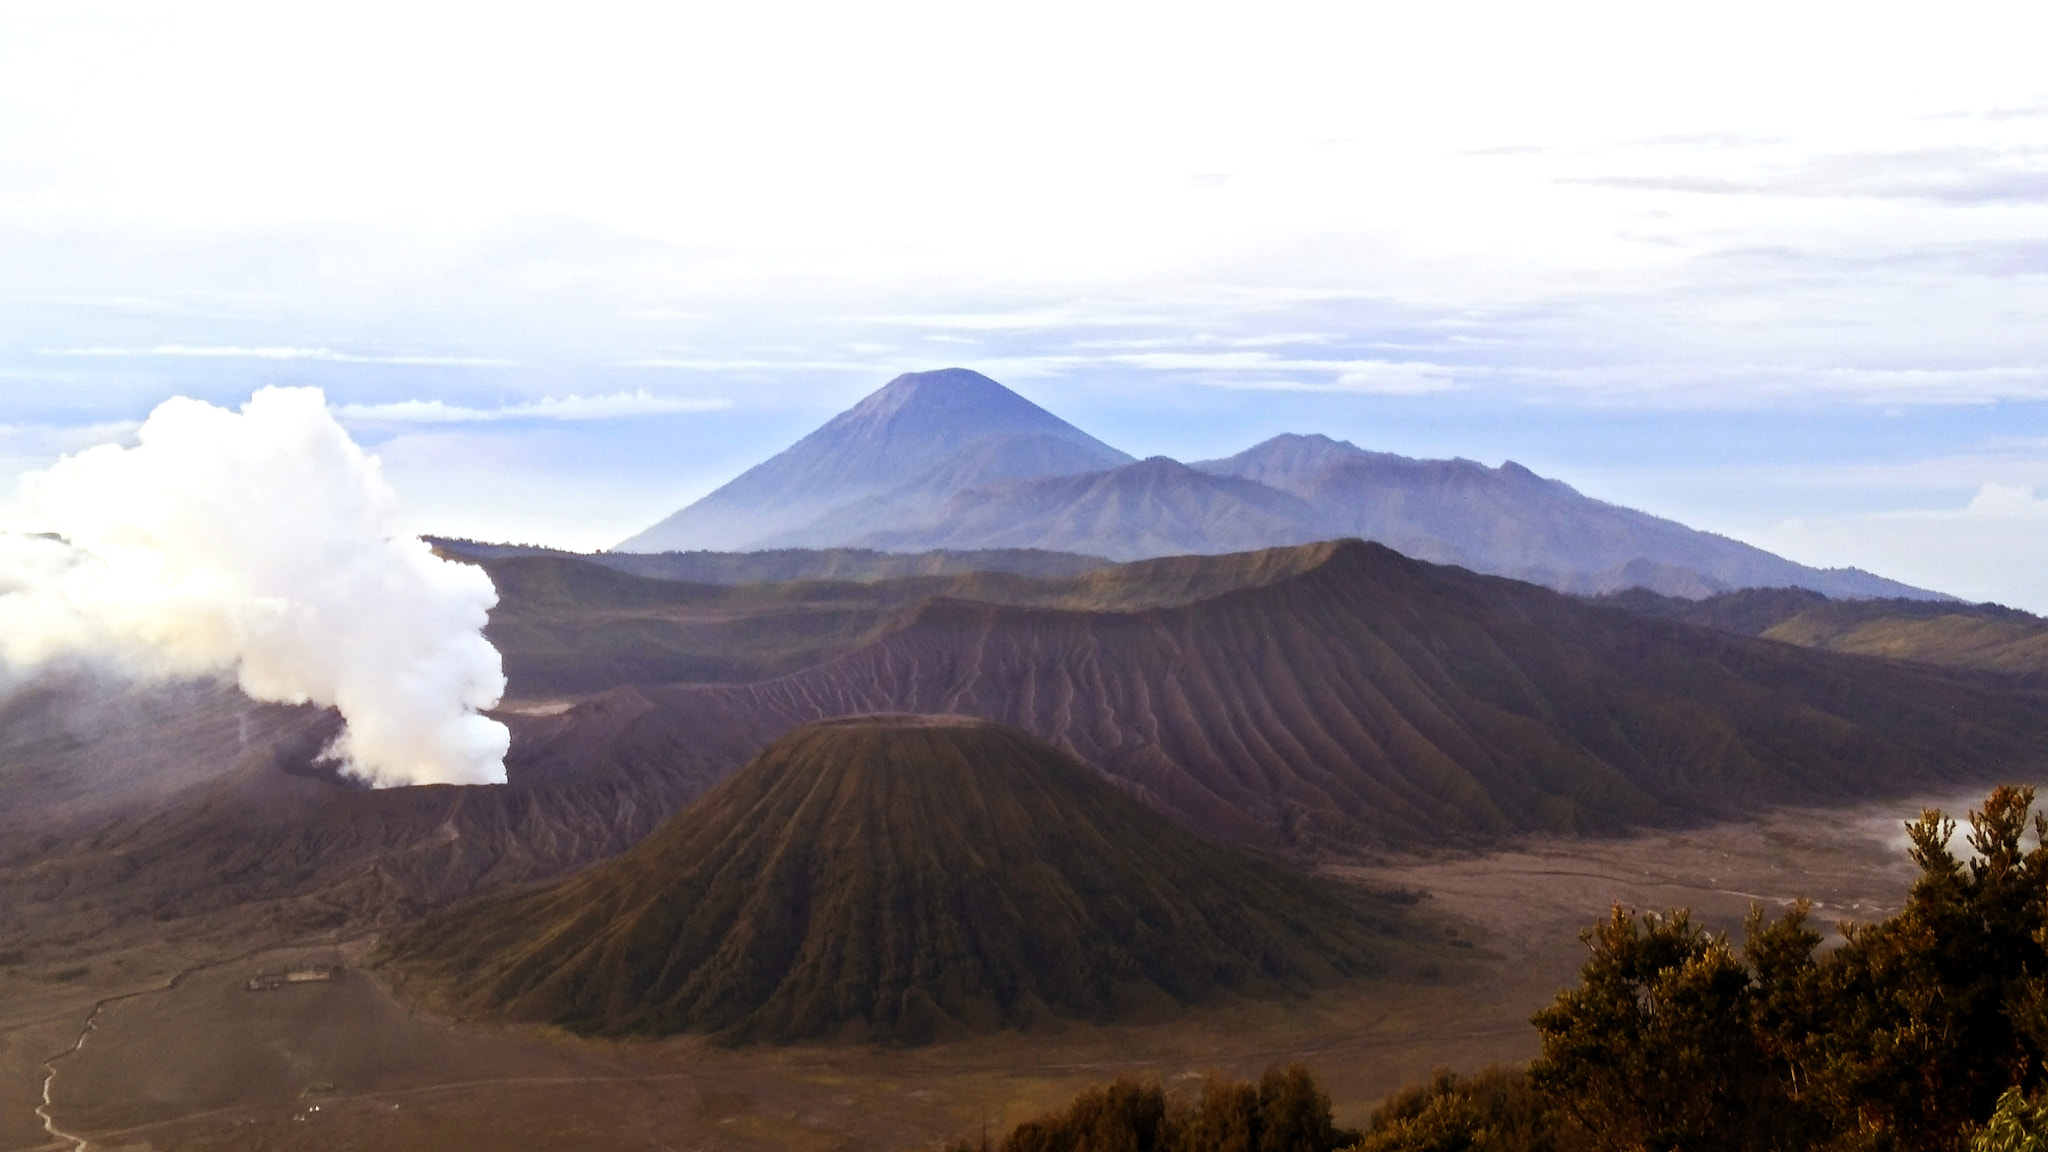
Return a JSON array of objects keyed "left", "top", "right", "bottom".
[{"left": 382, "top": 716, "right": 1405, "bottom": 1045}]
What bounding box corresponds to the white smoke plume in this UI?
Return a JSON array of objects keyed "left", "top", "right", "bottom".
[{"left": 0, "top": 386, "right": 509, "bottom": 786}]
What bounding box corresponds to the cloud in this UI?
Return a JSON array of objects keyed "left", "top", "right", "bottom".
[
  {"left": 909, "top": 348, "right": 1466, "bottom": 392},
  {"left": 1197, "top": 361, "right": 1460, "bottom": 395},
  {"left": 1617, "top": 131, "right": 1787, "bottom": 150},
  {"left": 333, "top": 390, "right": 732, "bottom": 424},
  {"left": 45, "top": 345, "right": 516, "bottom": 366},
  {"left": 1963, "top": 482, "right": 2048, "bottom": 518},
  {"left": 0, "top": 420, "right": 143, "bottom": 459},
  {"left": 872, "top": 307, "right": 1172, "bottom": 332},
  {"left": 1566, "top": 146, "right": 2048, "bottom": 205},
  {"left": 1098, "top": 351, "right": 1460, "bottom": 393},
  {"left": 1761, "top": 484, "right": 2048, "bottom": 613},
  {"left": 1076, "top": 333, "right": 1337, "bottom": 350},
  {"left": 1489, "top": 363, "right": 2048, "bottom": 409},
  {"left": 1940, "top": 100, "right": 2048, "bottom": 123},
  {"left": 623, "top": 357, "right": 878, "bottom": 372}
]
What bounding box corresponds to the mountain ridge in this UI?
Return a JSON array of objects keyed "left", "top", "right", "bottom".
[
  {"left": 508, "top": 539, "right": 2046, "bottom": 852},
  {"left": 1199, "top": 433, "right": 1933, "bottom": 600}
]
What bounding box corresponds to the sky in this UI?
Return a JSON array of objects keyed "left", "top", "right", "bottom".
[{"left": 2, "top": 2, "right": 2046, "bottom": 607}]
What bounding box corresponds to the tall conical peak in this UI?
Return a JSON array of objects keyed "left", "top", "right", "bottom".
[{"left": 841, "top": 368, "right": 1026, "bottom": 421}]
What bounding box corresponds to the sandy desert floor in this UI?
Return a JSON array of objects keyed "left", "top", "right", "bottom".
[{"left": 0, "top": 782, "right": 2008, "bottom": 1152}]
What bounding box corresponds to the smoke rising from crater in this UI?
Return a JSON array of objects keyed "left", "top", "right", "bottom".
[{"left": 0, "top": 386, "right": 509, "bottom": 786}]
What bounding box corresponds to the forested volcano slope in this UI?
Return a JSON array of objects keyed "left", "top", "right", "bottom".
[
  {"left": 386, "top": 718, "right": 1404, "bottom": 1044},
  {"left": 509, "top": 540, "right": 2048, "bottom": 852}
]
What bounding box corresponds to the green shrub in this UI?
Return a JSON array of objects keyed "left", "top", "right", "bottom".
[
  {"left": 1973, "top": 1088, "right": 2048, "bottom": 1152},
  {"left": 1529, "top": 785, "right": 2048, "bottom": 1152},
  {"left": 1356, "top": 1066, "right": 1559, "bottom": 1152}
]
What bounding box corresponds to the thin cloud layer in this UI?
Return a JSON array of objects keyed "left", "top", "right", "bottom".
[
  {"left": 48, "top": 345, "right": 516, "bottom": 366},
  {"left": 1568, "top": 145, "right": 2048, "bottom": 205},
  {"left": 1194, "top": 361, "right": 1460, "bottom": 395},
  {"left": 334, "top": 391, "right": 732, "bottom": 424}
]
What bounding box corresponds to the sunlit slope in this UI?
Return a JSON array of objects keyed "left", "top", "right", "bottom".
[
  {"left": 1603, "top": 586, "right": 2048, "bottom": 684},
  {"left": 387, "top": 718, "right": 1401, "bottom": 1044},
  {"left": 512, "top": 541, "right": 2048, "bottom": 850},
  {"left": 1767, "top": 613, "right": 2048, "bottom": 678}
]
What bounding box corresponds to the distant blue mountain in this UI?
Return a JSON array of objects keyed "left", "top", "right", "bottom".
[
  {"left": 1189, "top": 434, "right": 1940, "bottom": 600},
  {"left": 617, "top": 368, "right": 1131, "bottom": 552},
  {"left": 617, "top": 372, "right": 1946, "bottom": 601}
]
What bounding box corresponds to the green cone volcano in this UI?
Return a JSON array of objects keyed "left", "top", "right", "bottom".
[{"left": 383, "top": 716, "right": 1401, "bottom": 1044}]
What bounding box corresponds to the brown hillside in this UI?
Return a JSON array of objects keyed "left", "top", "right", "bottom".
[{"left": 510, "top": 540, "right": 2048, "bottom": 851}]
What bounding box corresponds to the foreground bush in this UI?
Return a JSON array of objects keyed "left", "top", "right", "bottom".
[
  {"left": 1529, "top": 785, "right": 2048, "bottom": 1151},
  {"left": 945, "top": 1064, "right": 1359, "bottom": 1152},
  {"left": 1975, "top": 1089, "right": 2048, "bottom": 1152},
  {"left": 1354, "top": 1065, "right": 1559, "bottom": 1152}
]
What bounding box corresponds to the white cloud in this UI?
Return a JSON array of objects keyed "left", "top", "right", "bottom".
[
  {"left": 333, "top": 390, "right": 731, "bottom": 424},
  {"left": 997, "top": 350, "right": 1463, "bottom": 394},
  {"left": 46, "top": 345, "right": 515, "bottom": 366},
  {"left": 1964, "top": 482, "right": 2048, "bottom": 517},
  {"left": 1760, "top": 484, "right": 2048, "bottom": 612},
  {"left": 623, "top": 358, "right": 877, "bottom": 372},
  {"left": 1564, "top": 141, "right": 2048, "bottom": 205},
  {"left": 874, "top": 308, "right": 1172, "bottom": 332},
  {"left": 1199, "top": 361, "right": 1461, "bottom": 395},
  {"left": 0, "top": 420, "right": 142, "bottom": 457},
  {"left": 1077, "top": 333, "right": 1338, "bottom": 351},
  {"left": 1479, "top": 363, "right": 2048, "bottom": 409},
  {"left": 0, "top": 421, "right": 145, "bottom": 505}
]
